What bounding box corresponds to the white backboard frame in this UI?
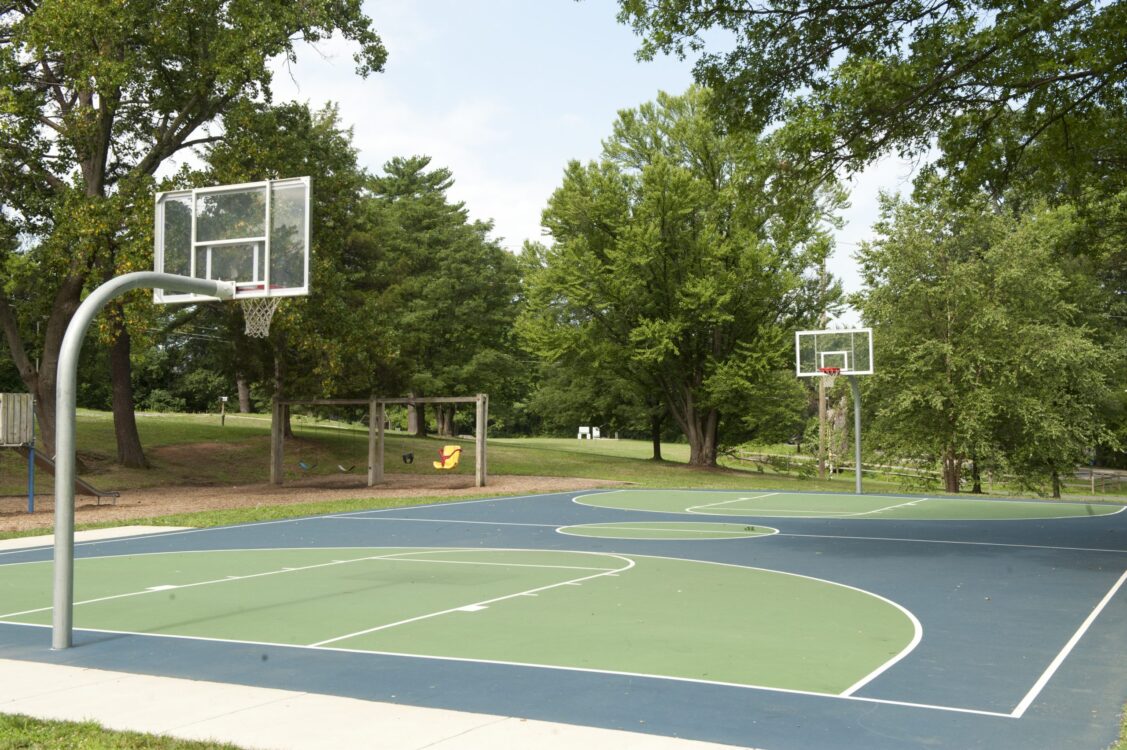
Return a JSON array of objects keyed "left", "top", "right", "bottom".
[
  {"left": 796, "top": 327, "right": 874, "bottom": 377},
  {"left": 154, "top": 176, "right": 310, "bottom": 304}
]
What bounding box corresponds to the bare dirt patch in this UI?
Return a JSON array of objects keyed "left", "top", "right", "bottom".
[{"left": 0, "top": 474, "right": 625, "bottom": 533}]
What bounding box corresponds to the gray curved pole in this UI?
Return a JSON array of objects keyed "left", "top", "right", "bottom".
[
  {"left": 53, "top": 272, "right": 235, "bottom": 649},
  {"left": 847, "top": 375, "right": 863, "bottom": 495}
]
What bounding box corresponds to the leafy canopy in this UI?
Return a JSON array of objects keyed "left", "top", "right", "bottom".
[
  {"left": 854, "top": 179, "right": 1120, "bottom": 492},
  {"left": 618, "top": 0, "right": 1127, "bottom": 190}
]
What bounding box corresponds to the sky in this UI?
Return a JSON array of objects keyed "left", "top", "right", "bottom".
[{"left": 266, "top": 0, "right": 921, "bottom": 326}]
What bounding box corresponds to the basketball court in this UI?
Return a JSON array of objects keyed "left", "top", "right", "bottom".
[
  {"left": 20, "top": 183, "right": 1125, "bottom": 747},
  {"left": 2, "top": 488, "right": 1125, "bottom": 749}
]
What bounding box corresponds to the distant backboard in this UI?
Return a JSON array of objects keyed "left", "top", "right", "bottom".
[
  {"left": 154, "top": 177, "right": 310, "bottom": 304},
  {"left": 796, "top": 328, "right": 873, "bottom": 377}
]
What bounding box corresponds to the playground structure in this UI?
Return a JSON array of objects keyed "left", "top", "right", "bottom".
[
  {"left": 271, "top": 395, "right": 489, "bottom": 488},
  {"left": 1, "top": 393, "right": 118, "bottom": 510}
]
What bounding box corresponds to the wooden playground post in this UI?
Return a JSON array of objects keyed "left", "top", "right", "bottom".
[
  {"left": 368, "top": 397, "right": 384, "bottom": 485},
  {"left": 475, "top": 393, "right": 488, "bottom": 487}
]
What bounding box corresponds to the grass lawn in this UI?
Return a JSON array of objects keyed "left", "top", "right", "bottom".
[
  {"left": 0, "top": 713, "right": 239, "bottom": 749},
  {"left": 0, "top": 409, "right": 903, "bottom": 500}
]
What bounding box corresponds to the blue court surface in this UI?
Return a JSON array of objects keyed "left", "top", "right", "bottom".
[{"left": 1, "top": 489, "right": 1125, "bottom": 749}]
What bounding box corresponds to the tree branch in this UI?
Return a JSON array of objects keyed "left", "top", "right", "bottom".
[{"left": 0, "top": 292, "right": 37, "bottom": 385}]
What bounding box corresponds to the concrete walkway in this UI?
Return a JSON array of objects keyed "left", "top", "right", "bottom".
[{"left": 0, "top": 659, "right": 746, "bottom": 749}]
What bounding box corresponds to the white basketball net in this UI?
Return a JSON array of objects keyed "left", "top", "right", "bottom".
[{"left": 240, "top": 297, "right": 281, "bottom": 338}]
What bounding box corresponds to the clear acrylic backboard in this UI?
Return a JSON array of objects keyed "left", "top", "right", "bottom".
[
  {"left": 795, "top": 327, "right": 874, "bottom": 377},
  {"left": 154, "top": 177, "right": 310, "bottom": 304}
]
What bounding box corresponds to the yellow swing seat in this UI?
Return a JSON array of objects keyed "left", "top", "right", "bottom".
[{"left": 433, "top": 445, "right": 462, "bottom": 470}]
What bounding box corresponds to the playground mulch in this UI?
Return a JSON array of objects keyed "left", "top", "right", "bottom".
[{"left": 0, "top": 474, "right": 624, "bottom": 533}]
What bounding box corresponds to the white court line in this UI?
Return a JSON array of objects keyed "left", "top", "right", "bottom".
[
  {"left": 840, "top": 612, "right": 924, "bottom": 697},
  {"left": 846, "top": 499, "right": 927, "bottom": 517},
  {"left": 686, "top": 493, "right": 778, "bottom": 513},
  {"left": 0, "top": 550, "right": 618, "bottom": 620},
  {"left": 367, "top": 556, "right": 616, "bottom": 573},
  {"left": 309, "top": 554, "right": 636, "bottom": 647},
  {"left": 775, "top": 532, "right": 1127, "bottom": 555},
  {"left": 328, "top": 516, "right": 560, "bottom": 528},
  {"left": 556, "top": 525, "right": 780, "bottom": 540},
  {"left": 0, "top": 551, "right": 409, "bottom": 619},
  {"left": 694, "top": 509, "right": 843, "bottom": 516},
  {"left": 1010, "top": 568, "right": 1127, "bottom": 718},
  {"left": 561, "top": 526, "right": 768, "bottom": 535}
]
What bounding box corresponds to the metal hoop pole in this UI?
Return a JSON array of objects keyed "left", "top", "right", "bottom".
[
  {"left": 53, "top": 272, "right": 234, "bottom": 649},
  {"left": 848, "top": 375, "right": 863, "bottom": 495}
]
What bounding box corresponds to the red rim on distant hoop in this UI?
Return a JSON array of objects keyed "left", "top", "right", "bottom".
[{"left": 818, "top": 367, "right": 842, "bottom": 376}]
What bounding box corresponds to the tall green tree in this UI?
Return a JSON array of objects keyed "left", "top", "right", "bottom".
[
  {"left": 360, "top": 157, "right": 524, "bottom": 434},
  {"left": 0, "top": 0, "right": 386, "bottom": 458},
  {"left": 855, "top": 181, "right": 1118, "bottom": 495},
  {"left": 520, "top": 87, "right": 837, "bottom": 466}
]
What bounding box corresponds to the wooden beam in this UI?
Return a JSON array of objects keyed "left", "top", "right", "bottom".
[
  {"left": 280, "top": 396, "right": 482, "bottom": 406},
  {"left": 276, "top": 399, "right": 370, "bottom": 406},
  {"left": 378, "top": 396, "right": 482, "bottom": 405}
]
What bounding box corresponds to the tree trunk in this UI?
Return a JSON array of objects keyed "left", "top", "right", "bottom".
[
  {"left": 1051, "top": 470, "right": 1062, "bottom": 499},
  {"left": 942, "top": 448, "right": 961, "bottom": 493},
  {"left": 0, "top": 276, "right": 87, "bottom": 457},
  {"left": 667, "top": 387, "right": 720, "bottom": 467},
  {"left": 970, "top": 457, "right": 982, "bottom": 494},
  {"left": 408, "top": 395, "right": 426, "bottom": 437},
  {"left": 650, "top": 414, "right": 663, "bottom": 461},
  {"left": 687, "top": 412, "right": 719, "bottom": 466},
  {"left": 236, "top": 372, "right": 252, "bottom": 413},
  {"left": 436, "top": 404, "right": 455, "bottom": 437},
  {"left": 110, "top": 315, "right": 149, "bottom": 468}
]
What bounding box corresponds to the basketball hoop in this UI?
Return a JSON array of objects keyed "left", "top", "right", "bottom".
[
  {"left": 240, "top": 297, "right": 280, "bottom": 338},
  {"left": 152, "top": 176, "right": 310, "bottom": 340},
  {"left": 818, "top": 366, "right": 841, "bottom": 388}
]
